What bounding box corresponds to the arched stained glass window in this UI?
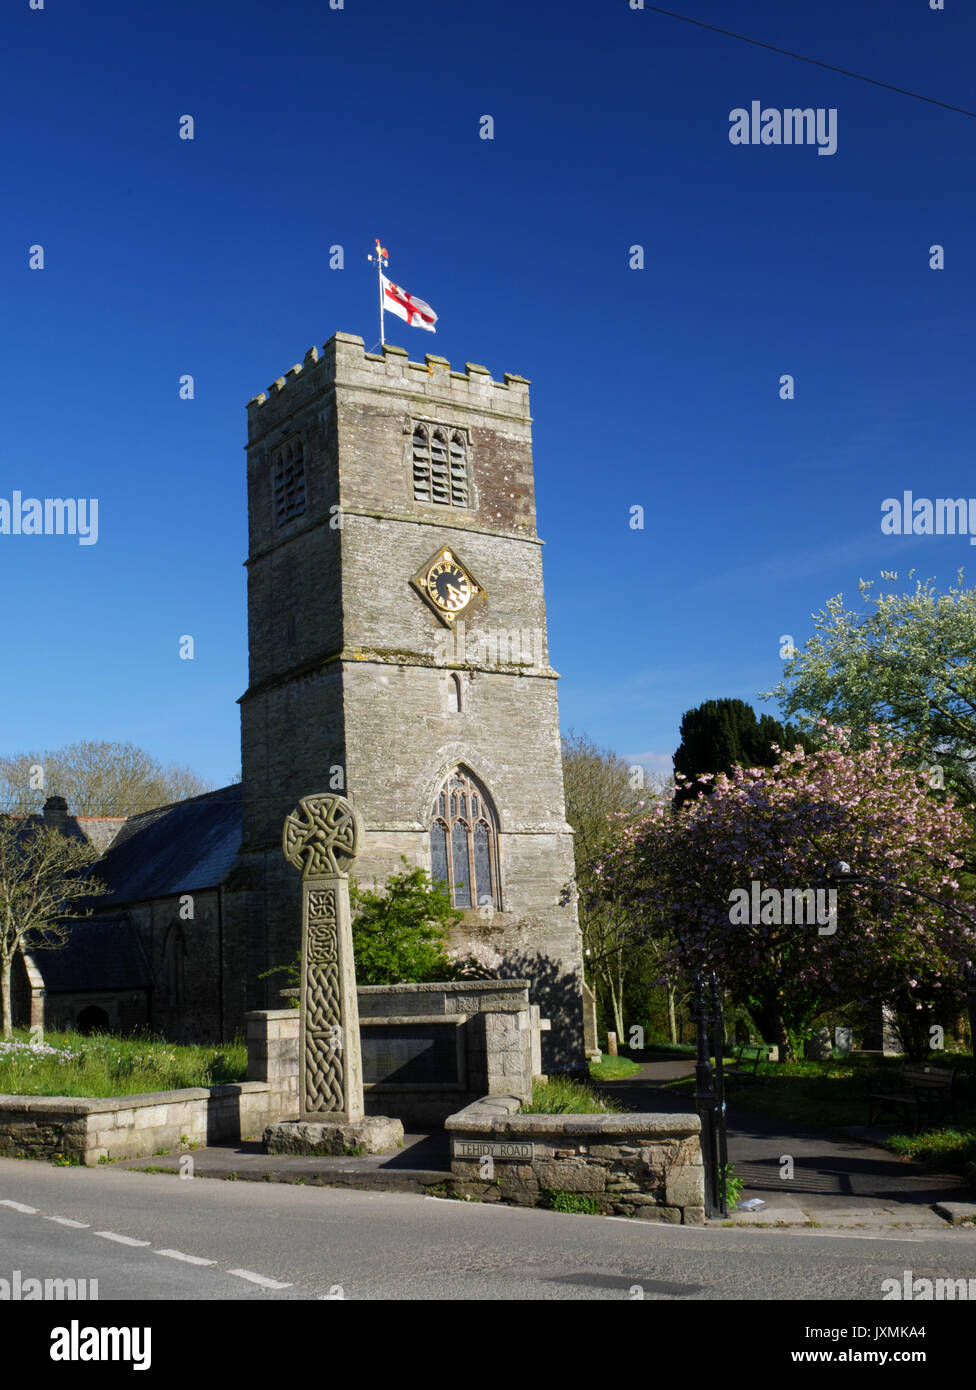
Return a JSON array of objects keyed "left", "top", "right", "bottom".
[
  {"left": 430, "top": 819, "right": 448, "bottom": 887},
  {"left": 428, "top": 767, "right": 500, "bottom": 909}
]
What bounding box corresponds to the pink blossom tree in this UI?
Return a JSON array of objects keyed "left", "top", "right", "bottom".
[{"left": 597, "top": 727, "right": 974, "bottom": 1061}]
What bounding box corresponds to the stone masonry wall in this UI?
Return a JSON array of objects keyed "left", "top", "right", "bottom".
[
  {"left": 446, "top": 1096, "right": 705, "bottom": 1224},
  {"left": 0, "top": 1082, "right": 287, "bottom": 1167}
]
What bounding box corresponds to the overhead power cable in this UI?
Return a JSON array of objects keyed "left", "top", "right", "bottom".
[{"left": 641, "top": 4, "right": 976, "bottom": 119}]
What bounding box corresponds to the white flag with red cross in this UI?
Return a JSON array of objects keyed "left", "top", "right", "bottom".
[{"left": 381, "top": 273, "right": 438, "bottom": 332}]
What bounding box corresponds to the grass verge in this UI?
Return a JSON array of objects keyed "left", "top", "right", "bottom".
[
  {"left": 885, "top": 1126, "right": 976, "bottom": 1182},
  {"left": 0, "top": 1030, "right": 248, "bottom": 1097},
  {"left": 589, "top": 1051, "right": 641, "bottom": 1081},
  {"left": 521, "top": 1074, "right": 622, "bottom": 1114}
]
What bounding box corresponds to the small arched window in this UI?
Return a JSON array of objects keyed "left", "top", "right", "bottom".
[
  {"left": 429, "top": 767, "right": 499, "bottom": 909},
  {"left": 448, "top": 674, "right": 462, "bottom": 713}
]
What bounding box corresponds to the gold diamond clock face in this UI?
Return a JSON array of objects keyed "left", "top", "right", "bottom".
[{"left": 411, "top": 546, "right": 485, "bottom": 627}]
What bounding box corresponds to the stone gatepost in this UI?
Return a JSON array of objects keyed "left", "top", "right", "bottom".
[{"left": 263, "top": 794, "right": 403, "bottom": 1157}]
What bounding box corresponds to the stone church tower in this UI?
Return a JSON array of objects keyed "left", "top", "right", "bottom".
[{"left": 229, "top": 331, "right": 584, "bottom": 1069}]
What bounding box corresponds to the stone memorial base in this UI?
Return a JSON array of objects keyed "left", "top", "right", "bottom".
[{"left": 263, "top": 1116, "right": 403, "bottom": 1157}]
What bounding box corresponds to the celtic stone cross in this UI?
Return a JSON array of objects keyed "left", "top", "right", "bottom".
[{"left": 282, "top": 793, "right": 364, "bottom": 1120}]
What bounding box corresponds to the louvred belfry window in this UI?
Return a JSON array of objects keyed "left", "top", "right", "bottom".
[
  {"left": 429, "top": 767, "right": 499, "bottom": 909},
  {"left": 449, "top": 432, "right": 468, "bottom": 505},
  {"left": 272, "top": 436, "right": 306, "bottom": 525},
  {"left": 412, "top": 424, "right": 469, "bottom": 508}
]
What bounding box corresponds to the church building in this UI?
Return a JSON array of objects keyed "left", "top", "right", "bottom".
[{"left": 21, "top": 333, "right": 586, "bottom": 1071}]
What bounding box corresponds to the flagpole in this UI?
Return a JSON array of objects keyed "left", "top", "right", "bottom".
[
  {"left": 368, "top": 239, "right": 389, "bottom": 347},
  {"left": 378, "top": 249, "right": 385, "bottom": 346}
]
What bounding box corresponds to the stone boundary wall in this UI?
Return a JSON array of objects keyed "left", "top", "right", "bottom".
[
  {"left": 0, "top": 1082, "right": 284, "bottom": 1167},
  {"left": 445, "top": 1096, "right": 705, "bottom": 1224}
]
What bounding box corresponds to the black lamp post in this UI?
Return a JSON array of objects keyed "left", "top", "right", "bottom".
[
  {"left": 692, "top": 966, "right": 728, "bottom": 1217},
  {"left": 825, "top": 861, "right": 976, "bottom": 1057}
]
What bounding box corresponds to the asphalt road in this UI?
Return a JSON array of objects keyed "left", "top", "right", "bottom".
[{"left": 3, "top": 1157, "right": 976, "bottom": 1301}]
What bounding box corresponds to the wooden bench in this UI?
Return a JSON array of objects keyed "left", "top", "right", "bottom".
[
  {"left": 725, "top": 1043, "right": 772, "bottom": 1084},
  {"left": 867, "top": 1063, "right": 957, "bottom": 1134}
]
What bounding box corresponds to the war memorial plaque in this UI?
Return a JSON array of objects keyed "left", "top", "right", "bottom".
[{"left": 361, "top": 1023, "right": 460, "bottom": 1086}]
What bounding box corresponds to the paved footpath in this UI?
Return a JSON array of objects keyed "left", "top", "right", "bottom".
[
  {"left": 117, "top": 1131, "right": 451, "bottom": 1192},
  {"left": 599, "top": 1054, "right": 973, "bottom": 1229}
]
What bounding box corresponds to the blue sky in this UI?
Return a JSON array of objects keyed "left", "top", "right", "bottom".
[{"left": 3, "top": 0, "right": 975, "bottom": 789}]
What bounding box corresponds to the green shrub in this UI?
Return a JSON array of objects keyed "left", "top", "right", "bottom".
[
  {"left": 545, "top": 1190, "right": 603, "bottom": 1214},
  {"left": 722, "top": 1163, "right": 745, "bottom": 1209},
  {"left": 350, "top": 861, "right": 461, "bottom": 984},
  {"left": 262, "top": 859, "right": 464, "bottom": 992}
]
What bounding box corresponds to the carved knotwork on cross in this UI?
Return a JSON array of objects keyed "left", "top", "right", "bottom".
[{"left": 282, "top": 794, "right": 361, "bottom": 878}]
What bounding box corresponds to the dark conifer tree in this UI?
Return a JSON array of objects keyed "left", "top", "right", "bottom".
[{"left": 672, "top": 698, "right": 814, "bottom": 805}]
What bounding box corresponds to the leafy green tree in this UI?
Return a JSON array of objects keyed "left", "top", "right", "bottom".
[
  {"left": 672, "top": 698, "right": 814, "bottom": 805},
  {"left": 762, "top": 570, "right": 976, "bottom": 801},
  {"left": 351, "top": 860, "right": 462, "bottom": 985},
  {"left": 561, "top": 732, "right": 669, "bottom": 1041},
  {"left": 0, "top": 816, "right": 108, "bottom": 1037}
]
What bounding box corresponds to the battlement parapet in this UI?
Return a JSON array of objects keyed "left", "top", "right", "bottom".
[{"left": 246, "top": 331, "right": 531, "bottom": 434}]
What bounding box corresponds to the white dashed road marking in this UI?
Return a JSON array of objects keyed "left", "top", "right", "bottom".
[
  {"left": 228, "top": 1268, "right": 292, "bottom": 1289},
  {"left": 95, "top": 1230, "right": 151, "bottom": 1247},
  {"left": 813, "top": 1233, "right": 924, "bottom": 1242},
  {"left": 155, "top": 1248, "right": 217, "bottom": 1266},
  {"left": 3, "top": 1197, "right": 295, "bottom": 1291}
]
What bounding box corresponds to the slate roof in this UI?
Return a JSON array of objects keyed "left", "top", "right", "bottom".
[
  {"left": 90, "top": 784, "right": 242, "bottom": 906},
  {"left": 33, "top": 917, "right": 151, "bottom": 993}
]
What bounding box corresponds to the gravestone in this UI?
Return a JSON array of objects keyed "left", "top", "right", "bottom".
[
  {"left": 881, "top": 1004, "right": 902, "bottom": 1056},
  {"left": 263, "top": 793, "right": 403, "bottom": 1156},
  {"left": 803, "top": 1026, "right": 833, "bottom": 1062}
]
